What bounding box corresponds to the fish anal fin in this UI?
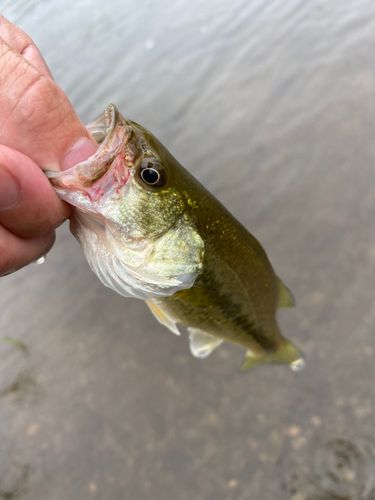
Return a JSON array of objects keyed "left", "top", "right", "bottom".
[
  {"left": 240, "top": 341, "right": 304, "bottom": 372},
  {"left": 277, "top": 277, "right": 295, "bottom": 308},
  {"left": 188, "top": 328, "right": 223, "bottom": 359},
  {"left": 146, "top": 300, "right": 181, "bottom": 336}
]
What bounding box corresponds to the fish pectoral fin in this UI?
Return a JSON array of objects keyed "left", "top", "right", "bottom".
[
  {"left": 240, "top": 341, "right": 304, "bottom": 372},
  {"left": 146, "top": 301, "right": 181, "bottom": 336},
  {"left": 188, "top": 328, "right": 224, "bottom": 359},
  {"left": 277, "top": 277, "right": 295, "bottom": 308}
]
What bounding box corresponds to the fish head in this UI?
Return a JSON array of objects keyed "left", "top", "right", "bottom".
[{"left": 47, "top": 104, "right": 204, "bottom": 299}]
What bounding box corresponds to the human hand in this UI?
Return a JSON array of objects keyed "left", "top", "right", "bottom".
[{"left": 0, "top": 15, "right": 96, "bottom": 276}]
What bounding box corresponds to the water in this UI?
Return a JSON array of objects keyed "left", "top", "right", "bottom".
[
  {"left": 1, "top": 0, "right": 375, "bottom": 498},
  {"left": 33, "top": 256, "right": 46, "bottom": 265}
]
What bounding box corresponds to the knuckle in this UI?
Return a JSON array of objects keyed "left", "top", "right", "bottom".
[{"left": 16, "top": 75, "right": 69, "bottom": 133}]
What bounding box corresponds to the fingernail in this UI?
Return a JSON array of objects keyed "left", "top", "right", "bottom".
[
  {"left": 61, "top": 137, "right": 97, "bottom": 171},
  {"left": 0, "top": 165, "right": 21, "bottom": 211}
]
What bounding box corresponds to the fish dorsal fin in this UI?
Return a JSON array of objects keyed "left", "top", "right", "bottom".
[
  {"left": 277, "top": 277, "right": 295, "bottom": 308},
  {"left": 146, "top": 301, "right": 181, "bottom": 336},
  {"left": 188, "top": 328, "right": 223, "bottom": 358}
]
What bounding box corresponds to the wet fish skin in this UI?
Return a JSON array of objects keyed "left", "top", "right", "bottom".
[
  {"left": 47, "top": 104, "right": 303, "bottom": 371},
  {"left": 150, "top": 160, "right": 301, "bottom": 369}
]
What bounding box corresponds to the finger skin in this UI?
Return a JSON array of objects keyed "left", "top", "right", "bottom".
[
  {"left": 0, "top": 35, "right": 94, "bottom": 170},
  {"left": 0, "top": 225, "right": 55, "bottom": 276},
  {"left": 0, "top": 15, "right": 52, "bottom": 77},
  {"left": 0, "top": 145, "right": 71, "bottom": 238},
  {"left": 0, "top": 16, "right": 96, "bottom": 277}
]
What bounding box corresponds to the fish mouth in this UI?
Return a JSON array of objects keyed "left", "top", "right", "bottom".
[
  {"left": 87, "top": 102, "right": 119, "bottom": 144},
  {"left": 46, "top": 104, "right": 136, "bottom": 206}
]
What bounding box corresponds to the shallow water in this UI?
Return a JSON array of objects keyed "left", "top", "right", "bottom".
[{"left": 1, "top": 0, "right": 375, "bottom": 498}]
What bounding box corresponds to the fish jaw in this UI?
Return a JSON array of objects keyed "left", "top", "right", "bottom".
[
  {"left": 46, "top": 104, "right": 138, "bottom": 212},
  {"left": 46, "top": 103, "right": 205, "bottom": 300}
]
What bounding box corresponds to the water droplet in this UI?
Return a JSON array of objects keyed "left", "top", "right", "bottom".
[
  {"left": 34, "top": 255, "right": 46, "bottom": 265},
  {"left": 290, "top": 357, "right": 305, "bottom": 372}
]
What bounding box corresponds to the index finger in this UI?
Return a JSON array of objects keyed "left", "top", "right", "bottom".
[{"left": 0, "top": 15, "right": 52, "bottom": 77}]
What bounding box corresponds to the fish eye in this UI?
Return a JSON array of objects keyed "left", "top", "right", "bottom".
[
  {"left": 139, "top": 159, "right": 166, "bottom": 187},
  {"left": 141, "top": 167, "right": 159, "bottom": 184}
]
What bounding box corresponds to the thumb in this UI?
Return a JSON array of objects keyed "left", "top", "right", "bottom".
[{"left": 0, "top": 145, "right": 70, "bottom": 238}]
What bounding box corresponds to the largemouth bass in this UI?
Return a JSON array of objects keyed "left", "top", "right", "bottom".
[{"left": 48, "top": 104, "right": 304, "bottom": 371}]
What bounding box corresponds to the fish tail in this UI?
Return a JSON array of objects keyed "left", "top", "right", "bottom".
[{"left": 240, "top": 341, "right": 305, "bottom": 372}]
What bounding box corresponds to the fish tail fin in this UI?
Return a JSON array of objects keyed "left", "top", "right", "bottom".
[
  {"left": 240, "top": 341, "right": 305, "bottom": 372},
  {"left": 277, "top": 277, "right": 295, "bottom": 308}
]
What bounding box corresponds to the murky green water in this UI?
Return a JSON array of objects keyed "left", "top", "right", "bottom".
[{"left": 1, "top": 1, "right": 375, "bottom": 498}]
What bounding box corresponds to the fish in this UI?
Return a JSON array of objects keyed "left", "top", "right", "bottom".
[{"left": 47, "top": 104, "right": 304, "bottom": 372}]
